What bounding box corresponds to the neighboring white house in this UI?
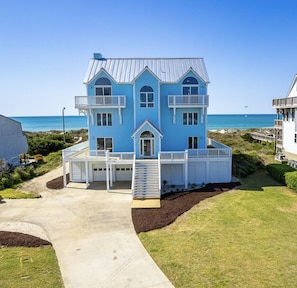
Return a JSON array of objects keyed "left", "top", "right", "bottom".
[
  {"left": 272, "top": 74, "right": 297, "bottom": 161},
  {"left": 0, "top": 115, "right": 28, "bottom": 167}
]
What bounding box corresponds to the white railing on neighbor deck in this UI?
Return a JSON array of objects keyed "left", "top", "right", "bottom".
[
  {"left": 272, "top": 96, "right": 297, "bottom": 108},
  {"left": 75, "top": 96, "right": 126, "bottom": 108}
]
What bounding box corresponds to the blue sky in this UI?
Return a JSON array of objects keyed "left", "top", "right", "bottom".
[{"left": 1, "top": 0, "right": 297, "bottom": 116}]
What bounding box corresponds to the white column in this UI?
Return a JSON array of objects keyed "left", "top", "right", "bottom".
[
  {"left": 62, "top": 151, "right": 67, "bottom": 187},
  {"left": 105, "top": 151, "right": 110, "bottom": 192},
  {"left": 85, "top": 160, "right": 89, "bottom": 188},
  {"left": 185, "top": 150, "right": 188, "bottom": 190}
]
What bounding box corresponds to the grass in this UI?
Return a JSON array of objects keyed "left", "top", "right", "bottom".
[
  {"left": 0, "top": 188, "right": 40, "bottom": 199},
  {"left": 0, "top": 246, "right": 64, "bottom": 288},
  {"left": 139, "top": 170, "right": 297, "bottom": 287}
]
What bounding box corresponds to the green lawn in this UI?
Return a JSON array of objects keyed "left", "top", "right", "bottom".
[
  {"left": 139, "top": 170, "right": 297, "bottom": 287},
  {"left": 0, "top": 246, "right": 64, "bottom": 288},
  {"left": 0, "top": 188, "right": 40, "bottom": 199}
]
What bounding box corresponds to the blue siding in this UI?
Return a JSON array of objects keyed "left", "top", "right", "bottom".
[
  {"left": 134, "top": 70, "right": 160, "bottom": 129},
  {"left": 86, "top": 64, "right": 208, "bottom": 156}
]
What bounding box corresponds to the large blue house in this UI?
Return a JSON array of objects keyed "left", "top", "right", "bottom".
[{"left": 63, "top": 54, "right": 232, "bottom": 200}]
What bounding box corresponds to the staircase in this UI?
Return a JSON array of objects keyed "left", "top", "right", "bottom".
[{"left": 133, "top": 160, "right": 160, "bottom": 199}]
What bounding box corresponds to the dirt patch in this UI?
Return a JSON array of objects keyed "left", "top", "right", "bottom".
[
  {"left": 0, "top": 231, "right": 51, "bottom": 247},
  {"left": 132, "top": 182, "right": 240, "bottom": 233}
]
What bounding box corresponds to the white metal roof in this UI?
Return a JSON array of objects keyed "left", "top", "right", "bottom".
[{"left": 83, "top": 56, "right": 210, "bottom": 84}]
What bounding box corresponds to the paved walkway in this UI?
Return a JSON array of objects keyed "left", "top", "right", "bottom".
[{"left": 0, "top": 167, "right": 174, "bottom": 288}]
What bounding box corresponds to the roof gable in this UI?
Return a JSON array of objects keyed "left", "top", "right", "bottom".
[
  {"left": 84, "top": 57, "right": 210, "bottom": 85},
  {"left": 286, "top": 74, "right": 297, "bottom": 98},
  {"left": 131, "top": 120, "right": 163, "bottom": 138}
]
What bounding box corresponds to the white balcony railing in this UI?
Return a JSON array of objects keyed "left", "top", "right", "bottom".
[
  {"left": 75, "top": 96, "right": 126, "bottom": 109},
  {"left": 274, "top": 119, "right": 283, "bottom": 128},
  {"left": 168, "top": 95, "right": 209, "bottom": 108},
  {"left": 272, "top": 96, "right": 297, "bottom": 108}
]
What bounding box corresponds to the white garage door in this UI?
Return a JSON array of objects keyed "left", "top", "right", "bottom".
[
  {"left": 93, "top": 165, "right": 106, "bottom": 181},
  {"left": 115, "top": 165, "right": 133, "bottom": 181}
]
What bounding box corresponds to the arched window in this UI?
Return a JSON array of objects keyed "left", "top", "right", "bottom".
[
  {"left": 95, "top": 77, "right": 111, "bottom": 96},
  {"left": 182, "top": 77, "right": 198, "bottom": 95},
  {"left": 140, "top": 86, "right": 154, "bottom": 108}
]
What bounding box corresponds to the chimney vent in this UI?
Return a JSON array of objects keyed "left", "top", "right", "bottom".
[{"left": 93, "top": 53, "right": 103, "bottom": 60}]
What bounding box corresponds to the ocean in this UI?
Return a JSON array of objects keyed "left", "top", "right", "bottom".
[{"left": 11, "top": 114, "right": 277, "bottom": 132}]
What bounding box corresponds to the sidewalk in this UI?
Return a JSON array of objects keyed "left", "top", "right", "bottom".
[{"left": 0, "top": 168, "right": 174, "bottom": 288}]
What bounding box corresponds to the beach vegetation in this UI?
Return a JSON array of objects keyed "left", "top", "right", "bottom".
[{"left": 208, "top": 129, "right": 275, "bottom": 177}]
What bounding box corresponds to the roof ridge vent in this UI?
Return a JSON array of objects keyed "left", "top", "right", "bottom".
[{"left": 93, "top": 53, "right": 104, "bottom": 60}]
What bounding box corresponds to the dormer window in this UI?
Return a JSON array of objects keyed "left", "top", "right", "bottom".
[
  {"left": 182, "top": 77, "right": 198, "bottom": 95},
  {"left": 140, "top": 86, "right": 154, "bottom": 108},
  {"left": 95, "top": 77, "right": 111, "bottom": 96}
]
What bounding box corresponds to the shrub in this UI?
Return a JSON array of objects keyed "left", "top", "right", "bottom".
[
  {"left": 14, "top": 167, "right": 31, "bottom": 181},
  {"left": 267, "top": 164, "right": 296, "bottom": 184},
  {"left": 1, "top": 176, "right": 13, "bottom": 189},
  {"left": 0, "top": 194, "right": 2, "bottom": 201},
  {"left": 232, "top": 152, "right": 264, "bottom": 178},
  {"left": 285, "top": 171, "right": 297, "bottom": 192}
]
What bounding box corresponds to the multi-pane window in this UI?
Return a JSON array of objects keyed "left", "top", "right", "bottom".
[
  {"left": 188, "top": 136, "right": 198, "bottom": 149},
  {"left": 183, "top": 112, "right": 198, "bottom": 125},
  {"left": 182, "top": 77, "right": 198, "bottom": 95},
  {"left": 97, "top": 113, "right": 112, "bottom": 126},
  {"left": 95, "top": 77, "right": 112, "bottom": 96},
  {"left": 97, "top": 137, "right": 113, "bottom": 152},
  {"left": 140, "top": 86, "right": 154, "bottom": 107}
]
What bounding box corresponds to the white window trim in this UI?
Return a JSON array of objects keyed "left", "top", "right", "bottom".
[
  {"left": 97, "top": 137, "right": 113, "bottom": 152},
  {"left": 183, "top": 112, "right": 198, "bottom": 125},
  {"left": 188, "top": 136, "right": 198, "bottom": 149},
  {"left": 95, "top": 85, "right": 112, "bottom": 96},
  {"left": 140, "top": 89, "right": 154, "bottom": 108},
  {"left": 97, "top": 113, "right": 112, "bottom": 126}
]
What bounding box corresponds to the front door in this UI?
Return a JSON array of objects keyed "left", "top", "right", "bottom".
[{"left": 140, "top": 131, "right": 155, "bottom": 158}]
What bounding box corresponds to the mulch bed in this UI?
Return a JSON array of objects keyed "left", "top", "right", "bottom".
[
  {"left": 132, "top": 182, "right": 241, "bottom": 233},
  {"left": 1, "top": 175, "right": 240, "bottom": 246},
  {"left": 46, "top": 173, "right": 69, "bottom": 189},
  {"left": 0, "top": 231, "right": 51, "bottom": 247}
]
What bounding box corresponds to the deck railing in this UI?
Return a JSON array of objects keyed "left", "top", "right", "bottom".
[
  {"left": 168, "top": 95, "right": 209, "bottom": 108},
  {"left": 75, "top": 96, "right": 126, "bottom": 108},
  {"left": 274, "top": 119, "right": 283, "bottom": 127},
  {"left": 63, "top": 139, "right": 231, "bottom": 162},
  {"left": 272, "top": 96, "right": 297, "bottom": 108}
]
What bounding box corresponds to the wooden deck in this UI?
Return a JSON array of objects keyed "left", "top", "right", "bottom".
[{"left": 250, "top": 132, "right": 274, "bottom": 143}]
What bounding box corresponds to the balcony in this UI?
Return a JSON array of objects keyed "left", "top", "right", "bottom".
[
  {"left": 274, "top": 119, "right": 283, "bottom": 129},
  {"left": 272, "top": 96, "right": 297, "bottom": 108},
  {"left": 168, "top": 95, "right": 209, "bottom": 108},
  {"left": 75, "top": 96, "right": 126, "bottom": 109}
]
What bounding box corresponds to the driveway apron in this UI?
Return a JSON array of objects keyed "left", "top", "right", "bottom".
[{"left": 0, "top": 170, "right": 174, "bottom": 288}]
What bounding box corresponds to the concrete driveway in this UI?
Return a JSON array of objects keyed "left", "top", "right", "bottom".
[{"left": 0, "top": 167, "right": 174, "bottom": 288}]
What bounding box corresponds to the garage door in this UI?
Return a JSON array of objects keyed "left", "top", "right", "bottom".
[
  {"left": 93, "top": 165, "right": 106, "bottom": 181},
  {"left": 115, "top": 165, "right": 133, "bottom": 181}
]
